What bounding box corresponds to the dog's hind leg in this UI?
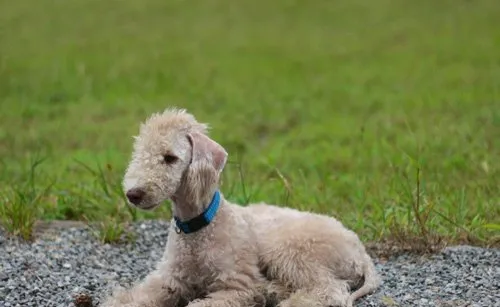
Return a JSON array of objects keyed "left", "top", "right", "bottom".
[
  {"left": 276, "top": 276, "right": 352, "bottom": 307},
  {"left": 258, "top": 229, "right": 358, "bottom": 307}
]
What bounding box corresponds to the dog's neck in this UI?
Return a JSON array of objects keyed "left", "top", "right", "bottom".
[
  {"left": 171, "top": 187, "right": 215, "bottom": 219},
  {"left": 170, "top": 187, "right": 221, "bottom": 234}
]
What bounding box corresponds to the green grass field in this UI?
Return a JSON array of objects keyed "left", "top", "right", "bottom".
[{"left": 1, "top": 0, "right": 499, "bottom": 248}]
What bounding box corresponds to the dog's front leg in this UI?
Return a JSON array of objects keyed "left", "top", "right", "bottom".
[
  {"left": 187, "top": 289, "right": 264, "bottom": 307},
  {"left": 100, "top": 270, "right": 185, "bottom": 307}
]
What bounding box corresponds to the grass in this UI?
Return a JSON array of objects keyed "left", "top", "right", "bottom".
[
  {"left": 0, "top": 156, "right": 53, "bottom": 240},
  {"left": 0, "top": 0, "right": 499, "bottom": 249}
]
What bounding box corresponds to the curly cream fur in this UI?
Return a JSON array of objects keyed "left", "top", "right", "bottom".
[{"left": 100, "top": 108, "right": 380, "bottom": 307}]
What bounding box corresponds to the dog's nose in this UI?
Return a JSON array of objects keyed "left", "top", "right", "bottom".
[{"left": 126, "top": 188, "right": 145, "bottom": 205}]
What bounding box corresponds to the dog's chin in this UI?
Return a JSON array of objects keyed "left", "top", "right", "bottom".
[{"left": 132, "top": 202, "right": 161, "bottom": 211}]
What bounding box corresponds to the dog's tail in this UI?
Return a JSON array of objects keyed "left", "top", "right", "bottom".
[{"left": 349, "top": 255, "right": 381, "bottom": 303}]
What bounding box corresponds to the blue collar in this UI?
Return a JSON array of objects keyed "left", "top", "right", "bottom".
[{"left": 174, "top": 190, "right": 221, "bottom": 234}]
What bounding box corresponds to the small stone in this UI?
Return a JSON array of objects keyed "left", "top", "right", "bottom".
[{"left": 73, "top": 293, "right": 93, "bottom": 307}]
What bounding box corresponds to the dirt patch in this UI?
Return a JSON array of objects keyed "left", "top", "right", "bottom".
[{"left": 33, "top": 220, "right": 88, "bottom": 239}]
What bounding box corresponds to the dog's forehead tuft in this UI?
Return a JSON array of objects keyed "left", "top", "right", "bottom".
[
  {"left": 131, "top": 108, "right": 210, "bottom": 157},
  {"left": 139, "top": 107, "right": 209, "bottom": 136}
]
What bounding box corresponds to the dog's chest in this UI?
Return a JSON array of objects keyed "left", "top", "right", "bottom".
[{"left": 173, "top": 235, "right": 233, "bottom": 287}]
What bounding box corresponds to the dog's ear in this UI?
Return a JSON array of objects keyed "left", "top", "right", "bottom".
[{"left": 187, "top": 132, "right": 228, "bottom": 174}]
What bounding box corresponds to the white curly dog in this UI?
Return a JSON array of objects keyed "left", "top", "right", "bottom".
[{"left": 100, "top": 108, "right": 380, "bottom": 307}]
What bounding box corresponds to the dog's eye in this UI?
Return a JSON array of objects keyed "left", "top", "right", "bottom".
[{"left": 163, "top": 154, "right": 178, "bottom": 164}]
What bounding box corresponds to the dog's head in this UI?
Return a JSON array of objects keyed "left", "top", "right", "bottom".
[{"left": 123, "top": 108, "right": 227, "bottom": 210}]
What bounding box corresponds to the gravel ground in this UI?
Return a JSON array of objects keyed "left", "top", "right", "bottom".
[{"left": 1, "top": 220, "right": 499, "bottom": 307}]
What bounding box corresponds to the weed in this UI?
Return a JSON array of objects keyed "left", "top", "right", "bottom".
[
  {"left": 89, "top": 218, "right": 130, "bottom": 244},
  {"left": 384, "top": 161, "right": 446, "bottom": 253},
  {"left": 0, "top": 157, "right": 53, "bottom": 240}
]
